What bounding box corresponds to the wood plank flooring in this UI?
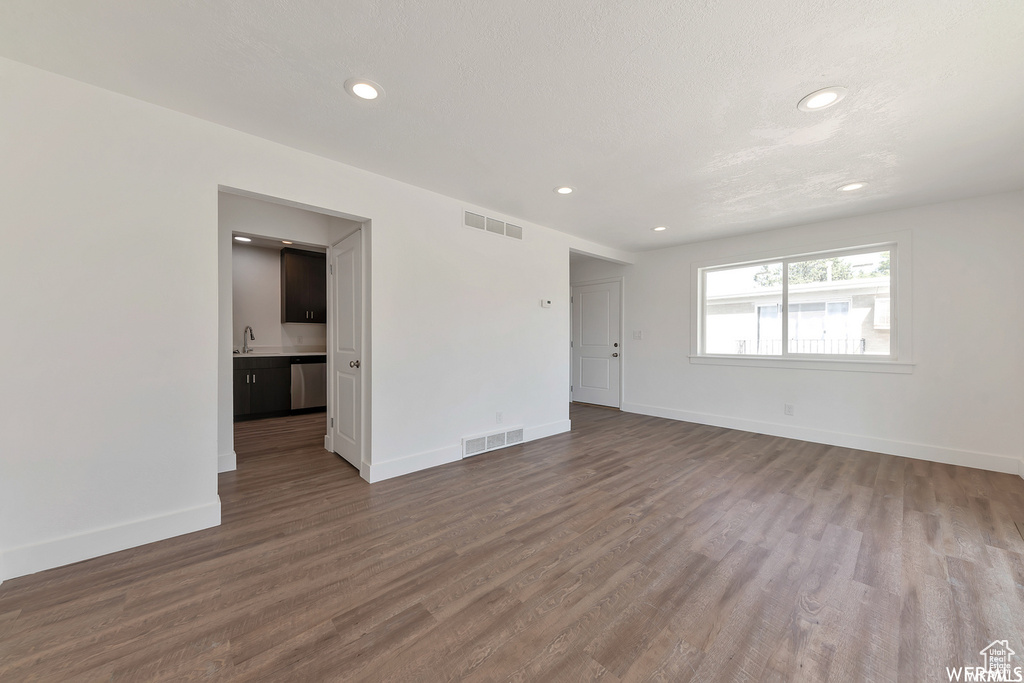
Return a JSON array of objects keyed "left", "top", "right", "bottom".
[{"left": 3, "top": 405, "right": 1024, "bottom": 681}]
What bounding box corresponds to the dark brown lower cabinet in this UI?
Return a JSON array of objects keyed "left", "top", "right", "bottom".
[
  {"left": 233, "top": 367, "right": 251, "bottom": 418},
  {"left": 234, "top": 357, "right": 291, "bottom": 420}
]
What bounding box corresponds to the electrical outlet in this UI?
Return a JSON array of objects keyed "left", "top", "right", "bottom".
[
  {"left": 496, "top": 412, "right": 503, "bottom": 424},
  {"left": 784, "top": 404, "right": 795, "bottom": 416}
]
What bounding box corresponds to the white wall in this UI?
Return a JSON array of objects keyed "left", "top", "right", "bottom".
[
  {"left": 618, "top": 191, "right": 1024, "bottom": 474},
  {"left": 220, "top": 191, "right": 333, "bottom": 245},
  {"left": 570, "top": 254, "right": 626, "bottom": 284},
  {"left": 0, "top": 57, "right": 632, "bottom": 580}
]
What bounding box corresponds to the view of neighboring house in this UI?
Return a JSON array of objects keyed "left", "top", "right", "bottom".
[{"left": 704, "top": 250, "right": 891, "bottom": 356}]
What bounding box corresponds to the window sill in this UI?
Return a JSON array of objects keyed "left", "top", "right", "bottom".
[{"left": 689, "top": 355, "right": 914, "bottom": 374}]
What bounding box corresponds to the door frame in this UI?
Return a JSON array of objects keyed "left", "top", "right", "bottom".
[
  {"left": 217, "top": 186, "right": 371, "bottom": 480},
  {"left": 569, "top": 276, "right": 624, "bottom": 408},
  {"left": 326, "top": 224, "right": 371, "bottom": 477}
]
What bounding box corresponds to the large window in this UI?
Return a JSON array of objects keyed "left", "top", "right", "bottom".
[{"left": 700, "top": 246, "right": 894, "bottom": 359}]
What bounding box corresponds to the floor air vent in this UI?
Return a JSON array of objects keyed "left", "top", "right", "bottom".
[
  {"left": 463, "top": 426, "right": 526, "bottom": 458},
  {"left": 464, "top": 436, "right": 488, "bottom": 456},
  {"left": 464, "top": 211, "right": 523, "bottom": 241}
]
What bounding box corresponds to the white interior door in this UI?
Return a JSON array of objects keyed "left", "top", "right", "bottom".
[
  {"left": 329, "top": 231, "right": 362, "bottom": 468},
  {"left": 571, "top": 280, "right": 621, "bottom": 407}
]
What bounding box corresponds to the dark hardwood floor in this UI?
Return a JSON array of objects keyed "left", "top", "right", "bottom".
[{"left": 3, "top": 405, "right": 1024, "bottom": 681}]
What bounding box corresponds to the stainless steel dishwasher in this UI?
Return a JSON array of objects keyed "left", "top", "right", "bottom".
[{"left": 290, "top": 355, "right": 327, "bottom": 410}]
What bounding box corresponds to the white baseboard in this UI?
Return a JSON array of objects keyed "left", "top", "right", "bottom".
[
  {"left": 362, "top": 418, "right": 573, "bottom": 484},
  {"left": 622, "top": 402, "right": 1024, "bottom": 477},
  {"left": 362, "top": 444, "right": 462, "bottom": 483},
  {"left": 218, "top": 450, "right": 237, "bottom": 473},
  {"left": 525, "top": 419, "right": 572, "bottom": 443},
  {"left": 0, "top": 499, "right": 221, "bottom": 582}
]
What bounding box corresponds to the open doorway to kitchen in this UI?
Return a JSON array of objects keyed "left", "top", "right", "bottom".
[{"left": 217, "top": 188, "right": 369, "bottom": 482}]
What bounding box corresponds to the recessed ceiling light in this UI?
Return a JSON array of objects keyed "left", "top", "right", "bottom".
[
  {"left": 554, "top": 186, "right": 575, "bottom": 195},
  {"left": 838, "top": 181, "right": 867, "bottom": 192},
  {"left": 345, "top": 78, "right": 384, "bottom": 100},
  {"left": 233, "top": 236, "right": 252, "bottom": 242},
  {"left": 798, "top": 86, "right": 848, "bottom": 112},
  {"left": 282, "top": 240, "right": 293, "bottom": 245},
  {"left": 652, "top": 226, "right": 667, "bottom": 232}
]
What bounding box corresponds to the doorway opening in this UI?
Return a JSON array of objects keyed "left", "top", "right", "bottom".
[
  {"left": 217, "top": 188, "right": 370, "bottom": 481},
  {"left": 569, "top": 252, "right": 625, "bottom": 409}
]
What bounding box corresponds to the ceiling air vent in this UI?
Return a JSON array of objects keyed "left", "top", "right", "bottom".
[
  {"left": 463, "top": 210, "right": 524, "bottom": 241},
  {"left": 463, "top": 426, "right": 526, "bottom": 458},
  {"left": 464, "top": 211, "right": 486, "bottom": 230}
]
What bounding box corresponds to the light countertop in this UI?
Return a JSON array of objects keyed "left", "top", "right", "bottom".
[{"left": 234, "top": 350, "right": 326, "bottom": 358}]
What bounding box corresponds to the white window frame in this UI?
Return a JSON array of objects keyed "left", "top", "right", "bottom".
[{"left": 690, "top": 233, "right": 913, "bottom": 374}]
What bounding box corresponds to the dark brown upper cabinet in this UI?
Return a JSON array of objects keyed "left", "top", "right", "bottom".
[{"left": 281, "top": 248, "right": 327, "bottom": 324}]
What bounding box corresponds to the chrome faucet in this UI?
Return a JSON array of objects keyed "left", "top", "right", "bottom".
[{"left": 242, "top": 326, "right": 254, "bottom": 354}]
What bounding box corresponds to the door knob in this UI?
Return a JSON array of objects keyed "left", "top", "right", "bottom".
[
  {"left": 350, "top": 360, "right": 361, "bottom": 368},
  {"left": 612, "top": 353, "right": 619, "bottom": 357}
]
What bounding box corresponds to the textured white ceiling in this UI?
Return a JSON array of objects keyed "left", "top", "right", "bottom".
[{"left": 2, "top": 0, "right": 1022, "bottom": 251}]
